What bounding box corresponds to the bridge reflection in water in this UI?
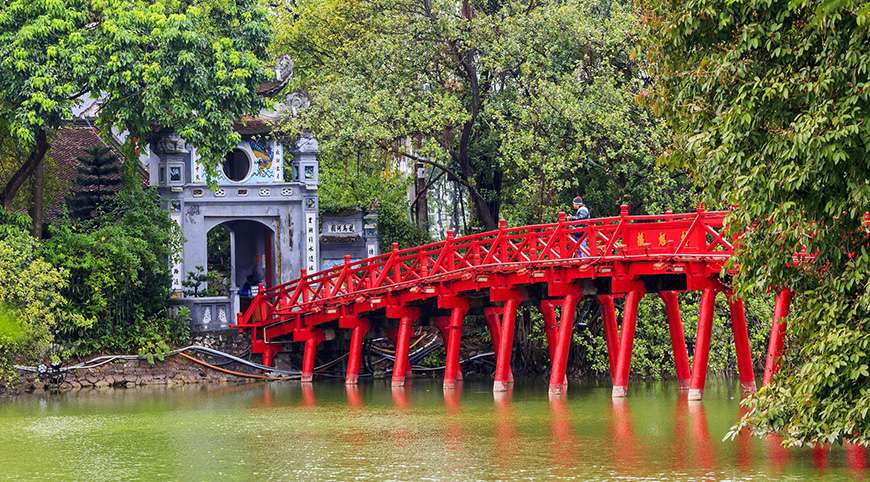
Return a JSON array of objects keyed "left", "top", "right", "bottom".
[{"left": 244, "top": 380, "right": 865, "bottom": 479}]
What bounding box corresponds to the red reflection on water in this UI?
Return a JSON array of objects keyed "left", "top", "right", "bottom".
[
  {"left": 734, "top": 402, "right": 753, "bottom": 470},
  {"left": 443, "top": 384, "right": 465, "bottom": 454},
  {"left": 610, "top": 398, "right": 640, "bottom": 474},
  {"left": 494, "top": 387, "right": 517, "bottom": 464},
  {"left": 251, "top": 383, "right": 275, "bottom": 409},
  {"left": 443, "top": 384, "right": 462, "bottom": 414},
  {"left": 549, "top": 394, "right": 576, "bottom": 468},
  {"left": 688, "top": 401, "right": 716, "bottom": 471},
  {"left": 766, "top": 434, "right": 791, "bottom": 472},
  {"left": 672, "top": 394, "right": 690, "bottom": 471},
  {"left": 391, "top": 384, "right": 411, "bottom": 410},
  {"left": 812, "top": 444, "right": 829, "bottom": 471},
  {"left": 845, "top": 443, "right": 866, "bottom": 472},
  {"left": 301, "top": 382, "right": 316, "bottom": 407},
  {"left": 345, "top": 384, "right": 363, "bottom": 408}
]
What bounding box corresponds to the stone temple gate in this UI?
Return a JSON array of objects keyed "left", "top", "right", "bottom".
[{"left": 150, "top": 130, "right": 378, "bottom": 331}]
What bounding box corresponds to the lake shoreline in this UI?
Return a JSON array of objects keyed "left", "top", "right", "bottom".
[{"left": 5, "top": 356, "right": 262, "bottom": 395}]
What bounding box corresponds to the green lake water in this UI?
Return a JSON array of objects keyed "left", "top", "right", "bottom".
[{"left": 0, "top": 378, "right": 865, "bottom": 480}]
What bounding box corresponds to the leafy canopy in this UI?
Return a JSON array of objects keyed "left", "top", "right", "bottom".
[
  {"left": 277, "top": 0, "right": 693, "bottom": 232},
  {"left": 641, "top": 0, "right": 869, "bottom": 445},
  {"left": 0, "top": 0, "right": 272, "bottom": 176}
]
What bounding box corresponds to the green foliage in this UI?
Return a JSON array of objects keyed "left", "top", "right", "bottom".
[
  {"left": 182, "top": 266, "right": 229, "bottom": 297},
  {"left": 276, "top": 0, "right": 693, "bottom": 231},
  {"left": 0, "top": 0, "right": 271, "bottom": 175},
  {"left": 41, "top": 179, "right": 185, "bottom": 357},
  {"left": 641, "top": 0, "right": 869, "bottom": 445},
  {"left": 316, "top": 154, "right": 429, "bottom": 250},
  {"left": 0, "top": 210, "right": 79, "bottom": 384}
]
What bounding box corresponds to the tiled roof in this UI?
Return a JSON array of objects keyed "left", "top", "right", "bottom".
[{"left": 45, "top": 123, "right": 148, "bottom": 221}]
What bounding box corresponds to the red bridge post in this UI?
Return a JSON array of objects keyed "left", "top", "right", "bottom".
[
  {"left": 540, "top": 300, "right": 559, "bottom": 362},
  {"left": 438, "top": 296, "right": 469, "bottom": 390},
  {"left": 300, "top": 330, "right": 325, "bottom": 383},
  {"left": 727, "top": 293, "right": 756, "bottom": 392},
  {"left": 548, "top": 289, "right": 581, "bottom": 396},
  {"left": 484, "top": 306, "right": 513, "bottom": 384},
  {"left": 659, "top": 291, "right": 691, "bottom": 389},
  {"left": 343, "top": 317, "right": 369, "bottom": 386},
  {"left": 612, "top": 288, "right": 645, "bottom": 398},
  {"left": 763, "top": 288, "right": 793, "bottom": 385},
  {"left": 597, "top": 295, "right": 620, "bottom": 382},
  {"left": 689, "top": 287, "right": 717, "bottom": 400},
  {"left": 387, "top": 306, "right": 420, "bottom": 387},
  {"left": 490, "top": 288, "right": 525, "bottom": 392}
]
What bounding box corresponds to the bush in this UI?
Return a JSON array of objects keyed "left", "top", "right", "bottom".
[
  {"left": 41, "top": 179, "right": 185, "bottom": 358},
  {"left": 0, "top": 211, "right": 81, "bottom": 384}
]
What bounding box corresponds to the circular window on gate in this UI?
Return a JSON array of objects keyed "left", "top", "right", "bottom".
[{"left": 222, "top": 148, "right": 251, "bottom": 182}]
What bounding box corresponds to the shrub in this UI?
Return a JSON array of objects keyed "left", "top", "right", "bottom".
[
  {"left": 42, "top": 179, "right": 185, "bottom": 357},
  {"left": 0, "top": 211, "right": 81, "bottom": 384}
]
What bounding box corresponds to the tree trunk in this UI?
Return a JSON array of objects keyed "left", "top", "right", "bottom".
[
  {"left": 30, "top": 159, "right": 44, "bottom": 237},
  {"left": 413, "top": 161, "right": 429, "bottom": 232},
  {"left": 2, "top": 129, "right": 49, "bottom": 210}
]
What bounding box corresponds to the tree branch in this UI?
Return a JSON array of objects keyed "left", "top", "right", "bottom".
[{"left": 2, "top": 129, "right": 49, "bottom": 209}]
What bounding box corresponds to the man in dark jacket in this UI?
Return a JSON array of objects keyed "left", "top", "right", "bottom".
[
  {"left": 568, "top": 196, "right": 590, "bottom": 221},
  {"left": 568, "top": 196, "right": 590, "bottom": 256}
]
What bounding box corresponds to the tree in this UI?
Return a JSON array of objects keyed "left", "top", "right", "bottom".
[
  {"left": 640, "top": 0, "right": 869, "bottom": 445},
  {"left": 276, "top": 0, "right": 692, "bottom": 232},
  {"left": 0, "top": 0, "right": 272, "bottom": 208},
  {"left": 67, "top": 146, "right": 122, "bottom": 221}
]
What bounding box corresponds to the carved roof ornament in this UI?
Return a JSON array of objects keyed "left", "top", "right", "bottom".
[
  {"left": 286, "top": 90, "right": 311, "bottom": 117},
  {"left": 257, "top": 54, "right": 294, "bottom": 97},
  {"left": 152, "top": 130, "right": 190, "bottom": 155},
  {"left": 275, "top": 54, "right": 294, "bottom": 82},
  {"left": 296, "top": 130, "right": 319, "bottom": 153}
]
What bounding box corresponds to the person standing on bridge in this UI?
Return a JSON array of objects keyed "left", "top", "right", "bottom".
[{"left": 568, "top": 196, "right": 590, "bottom": 256}]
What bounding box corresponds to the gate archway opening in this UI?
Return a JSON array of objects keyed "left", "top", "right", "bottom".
[{"left": 206, "top": 219, "right": 275, "bottom": 314}]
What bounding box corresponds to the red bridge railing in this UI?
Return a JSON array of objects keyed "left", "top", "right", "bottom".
[{"left": 236, "top": 205, "right": 733, "bottom": 329}]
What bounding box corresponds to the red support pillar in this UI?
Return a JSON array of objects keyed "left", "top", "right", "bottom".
[
  {"left": 264, "top": 231, "right": 274, "bottom": 288},
  {"left": 612, "top": 288, "right": 644, "bottom": 398},
  {"left": 727, "top": 293, "right": 756, "bottom": 393},
  {"left": 763, "top": 288, "right": 793, "bottom": 386},
  {"left": 493, "top": 295, "right": 522, "bottom": 392},
  {"left": 659, "top": 291, "right": 691, "bottom": 389},
  {"left": 345, "top": 320, "right": 369, "bottom": 386},
  {"left": 548, "top": 291, "right": 580, "bottom": 395},
  {"left": 388, "top": 307, "right": 419, "bottom": 387},
  {"left": 689, "top": 287, "right": 717, "bottom": 400},
  {"left": 253, "top": 328, "right": 280, "bottom": 368},
  {"left": 540, "top": 300, "right": 559, "bottom": 361},
  {"left": 484, "top": 306, "right": 513, "bottom": 383},
  {"left": 301, "top": 332, "right": 324, "bottom": 383},
  {"left": 441, "top": 301, "right": 468, "bottom": 389},
  {"left": 597, "top": 295, "right": 619, "bottom": 382}
]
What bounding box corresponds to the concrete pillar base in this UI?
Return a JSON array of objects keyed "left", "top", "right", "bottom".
[
  {"left": 493, "top": 380, "right": 512, "bottom": 392},
  {"left": 549, "top": 382, "right": 568, "bottom": 396},
  {"left": 612, "top": 386, "right": 628, "bottom": 398},
  {"left": 688, "top": 388, "right": 704, "bottom": 401}
]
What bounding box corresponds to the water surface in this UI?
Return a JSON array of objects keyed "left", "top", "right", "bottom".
[{"left": 0, "top": 379, "right": 864, "bottom": 480}]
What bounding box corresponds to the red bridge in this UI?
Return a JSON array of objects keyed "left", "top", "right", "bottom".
[{"left": 235, "top": 205, "right": 793, "bottom": 400}]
